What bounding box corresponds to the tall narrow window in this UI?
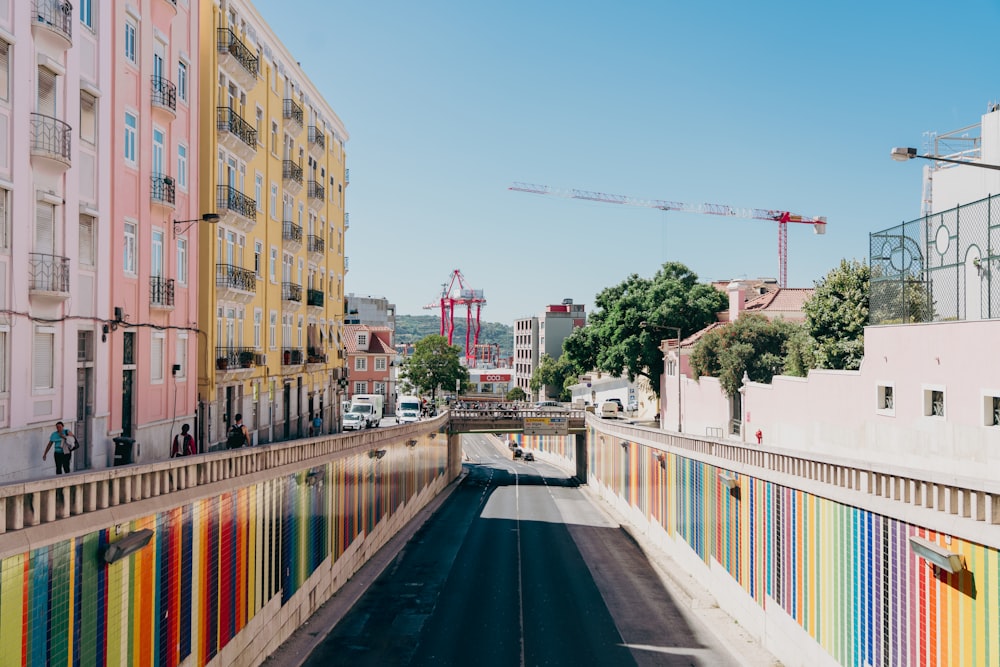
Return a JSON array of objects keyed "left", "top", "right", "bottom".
[
  {"left": 79, "top": 215, "right": 95, "bottom": 266},
  {"left": 80, "top": 0, "right": 94, "bottom": 30},
  {"left": 80, "top": 92, "right": 97, "bottom": 144},
  {"left": 151, "top": 229, "right": 164, "bottom": 278},
  {"left": 269, "top": 247, "right": 277, "bottom": 282},
  {"left": 125, "top": 20, "right": 137, "bottom": 64},
  {"left": 124, "top": 112, "right": 137, "bottom": 165},
  {"left": 175, "top": 336, "right": 188, "bottom": 379},
  {"left": 35, "top": 202, "right": 55, "bottom": 255},
  {"left": 0, "top": 330, "right": 7, "bottom": 393},
  {"left": 177, "top": 60, "right": 188, "bottom": 103},
  {"left": 0, "top": 40, "right": 9, "bottom": 102},
  {"left": 33, "top": 329, "right": 55, "bottom": 390},
  {"left": 37, "top": 68, "right": 56, "bottom": 116},
  {"left": 269, "top": 311, "right": 277, "bottom": 349},
  {"left": 255, "top": 173, "right": 263, "bottom": 211},
  {"left": 123, "top": 221, "right": 137, "bottom": 274},
  {"left": 254, "top": 241, "right": 262, "bottom": 277},
  {"left": 176, "top": 237, "right": 188, "bottom": 284},
  {"left": 0, "top": 188, "right": 8, "bottom": 251},
  {"left": 177, "top": 145, "right": 188, "bottom": 189},
  {"left": 151, "top": 334, "right": 164, "bottom": 382},
  {"left": 254, "top": 309, "right": 262, "bottom": 349},
  {"left": 152, "top": 127, "right": 165, "bottom": 178}
]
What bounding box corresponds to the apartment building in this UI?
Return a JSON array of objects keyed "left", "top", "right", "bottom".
[
  {"left": 513, "top": 299, "right": 585, "bottom": 401},
  {"left": 198, "top": 0, "right": 348, "bottom": 447},
  {"left": 343, "top": 325, "right": 393, "bottom": 402},
  {"left": 108, "top": 0, "right": 202, "bottom": 459},
  {"left": 0, "top": 1, "right": 113, "bottom": 481}
]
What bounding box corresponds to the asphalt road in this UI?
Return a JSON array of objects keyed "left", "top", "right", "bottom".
[{"left": 300, "top": 434, "right": 744, "bottom": 667}]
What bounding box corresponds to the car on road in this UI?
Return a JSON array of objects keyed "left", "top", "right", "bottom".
[
  {"left": 513, "top": 448, "right": 523, "bottom": 459},
  {"left": 535, "top": 400, "right": 560, "bottom": 410},
  {"left": 342, "top": 412, "right": 366, "bottom": 431},
  {"left": 523, "top": 451, "right": 535, "bottom": 461},
  {"left": 608, "top": 398, "right": 625, "bottom": 413},
  {"left": 599, "top": 400, "right": 621, "bottom": 419}
]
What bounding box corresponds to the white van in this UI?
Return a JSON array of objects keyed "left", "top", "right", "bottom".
[{"left": 599, "top": 401, "right": 620, "bottom": 419}]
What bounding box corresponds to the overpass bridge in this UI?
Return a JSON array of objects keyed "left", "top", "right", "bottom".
[{"left": 0, "top": 411, "right": 995, "bottom": 666}]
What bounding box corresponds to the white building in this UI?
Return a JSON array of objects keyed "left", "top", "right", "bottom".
[{"left": 513, "top": 299, "right": 585, "bottom": 401}]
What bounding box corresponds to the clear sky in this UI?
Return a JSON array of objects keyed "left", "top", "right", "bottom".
[{"left": 256, "top": 0, "right": 1000, "bottom": 325}]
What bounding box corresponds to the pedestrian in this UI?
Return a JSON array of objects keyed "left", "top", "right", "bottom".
[
  {"left": 172, "top": 423, "right": 196, "bottom": 457},
  {"left": 312, "top": 413, "right": 323, "bottom": 436},
  {"left": 42, "top": 421, "right": 77, "bottom": 475},
  {"left": 226, "top": 414, "right": 249, "bottom": 449}
]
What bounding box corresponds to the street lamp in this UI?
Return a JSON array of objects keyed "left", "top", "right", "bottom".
[
  {"left": 890, "top": 147, "right": 1000, "bottom": 171},
  {"left": 640, "top": 321, "right": 682, "bottom": 433},
  {"left": 173, "top": 212, "right": 220, "bottom": 236}
]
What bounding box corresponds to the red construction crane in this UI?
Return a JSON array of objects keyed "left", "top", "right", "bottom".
[
  {"left": 423, "top": 269, "right": 486, "bottom": 364},
  {"left": 509, "top": 182, "right": 826, "bottom": 287}
]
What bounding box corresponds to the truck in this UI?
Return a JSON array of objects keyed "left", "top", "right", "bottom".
[
  {"left": 396, "top": 395, "right": 421, "bottom": 424},
  {"left": 350, "top": 394, "right": 384, "bottom": 428}
]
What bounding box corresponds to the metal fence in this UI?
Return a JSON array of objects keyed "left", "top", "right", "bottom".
[{"left": 870, "top": 193, "right": 1000, "bottom": 324}]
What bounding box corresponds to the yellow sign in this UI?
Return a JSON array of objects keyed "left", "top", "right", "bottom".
[{"left": 523, "top": 416, "right": 569, "bottom": 436}]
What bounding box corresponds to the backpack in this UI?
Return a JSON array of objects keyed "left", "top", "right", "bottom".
[{"left": 226, "top": 423, "right": 247, "bottom": 449}]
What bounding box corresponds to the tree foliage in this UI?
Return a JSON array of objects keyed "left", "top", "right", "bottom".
[
  {"left": 561, "top": 262, "right": 726, "bottom": 397},
  {"left": 505, "top": 386, "right": 527, "bottom": 402},
  {"left": 802, "top": 259, "right": 869, "bottom": 370},
  {"left": 400, "top": 335, "right": 469, "bottom": 401},
  {"left": 689, "top": 314, "right": 800, "bottom": 396},
  {"left": 530, "top": 354, "right": 576, "bottom": 402}
]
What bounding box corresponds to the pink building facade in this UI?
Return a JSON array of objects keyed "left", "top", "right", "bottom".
[
  {"left": 109, "top": 0, "right": 200, "bottom": 459},
  {"left": 0, "top": 1, "right": 113, "bottom": 481},
  {"left": 344, "top": 325, "right": 393, "bottom": 402}
]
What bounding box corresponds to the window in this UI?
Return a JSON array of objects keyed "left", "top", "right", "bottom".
[
  {"left": 255, "top": 173, "right": 263, "bottom": 211},
  {"left": 177, "top": 60, "right": 188, "bottom": 103},
  {"left": 877, "top": 385, "right": 893, "bottom": 411},
  {"left": 256, "top": 107, "right": 263, "bottom": 144},
  {"left": 123, "top": 221, "right": 137, "bottom": 274},
  {"left": 0, "top": 188, "right": 8, "bottom": 250},
  {"left": 0, "top": 330, "right": 7, "bottom": 393},
  {"left": 269, "top": 246, "right": 277, "bottom": 282},
  {"left": 355, "top": 357, "right": 367, "bottom": 371},
  {"left": 123, "top": 331, "right": 135, "bottom": 366},
  {"left": 124, "top": 112, "right": 137, "bottom": 165},
  {"left": 271, "top": 121, "right": 278, "bottom": 153},
  {"left": 176, "top": 237, "right": 188, "bottom": 284},
  {"left": 151, "top": 229, "right": 164, "bottom": 278},
  {"left": 374, "top": 382, "right": 386, "bottom": 395},
  {"left": 33, "top": 329, "right": 55, "bottom": 390},
  {"left": 357, "top": 332, "right": 367, "bottom": 347},
  {"left": 353, "top": 381, "right": 367, "bottom": 395},
  {"left": 297, "top": 316, "right": 303, "bottom": 347},
  {"left": 254, "top": 241, "right": 262, "bottom": 277},
  {"left": 80, "top": 93, "right": 96, "bottom": 144},
  {"left": 124, "top": 20, "right": 137, "bottom": 64},
  {"left": 0, "top": 40, "right": 7, "bottom": 102},
  {"left": 923, "top": 388, "right": 945, "bottom": 417},
  {"left": 37, "top": 67, "right": 56, "bottom": 115},
  {"left": 254, "top": 309, "right": 262, "bottom": 349},
  {"left": 175, "top": 335, "right": 188, "bottom": 379},
  {"left": 375, "top": 357, "right": 386, "bottom": 371},
  {"left": 177, "top": 145, "right": 188, "bottom": 189},
  {"left": 270, "top": 183, "right": 278, "bottom": 219},
  {"left": 79, "top": 215, "right": 95, "bottom": 266},
  {"left": 269, "top": 311, "right": 277, "bottom": 349},
  {"left": 80, "top": 0, "right": 93, "bottom": 30},
  {"left": 151, "top": 334, "right": 165, "bottom": 382}
]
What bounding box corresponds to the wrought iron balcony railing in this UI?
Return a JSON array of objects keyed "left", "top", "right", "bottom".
[
  {"left": 149, "top": 276, "right": 175, "bottom": 307},
  {"left": 281, "top": 348, "right": 304, "bottom": 365},
  {"left": 151, "top": 174, "right": 175, "bottom": 206},
  {"left": 283, "top": 98, "right": 303, "bottom": 126},
  {"left": 308, "top": 126, "right": 325, "bottom": 150},
  {"left": 307, "top": 235, "right": 325, "bottom": 254},
  {"left": 307, "top": 180, "right": 325, "bottom": 202},
  {"left": 282, "top": 221, "right": 303, "bottom": 243},
  {"left": 216, "top": 263, "right": 257, "bottom": 293},
  {"left": 282, "top": 160, "right": 303, "bottom": 183},
  {"left": 216, "top": 184, "right": 256, "bottom": 219},
  {"left": 307, "top": 289, "right": 324, "bottom": 307},
  {"left": 33, "top": 0, "right": 72, "bottom": 42},
  {"left": 216, "top": 107, "right": 257, "bottom": 149},
  {"left": 29, "top": 253, "right": 70, "bottom": 293},
  {"left": 151, "top": 75, "right": 177, "bottom": 112},
  {"left": 282, "top": 282, "right": 302, "bottom": 302},
  {"left": 30, "top": 113, "right": 71, "bottom": 163},
  {"left": 216, "top": 28, "right": 259, "bottom": 78},
  {"left": 215, "top": 346, "right": 258, "bottom": 371}
]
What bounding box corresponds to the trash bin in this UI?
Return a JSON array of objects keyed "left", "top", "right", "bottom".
[{"left": 113, "top": 436, "right": 136, "bottom": 466}]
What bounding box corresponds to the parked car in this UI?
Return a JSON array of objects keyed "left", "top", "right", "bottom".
[
  {"left": 523, "top": 451, "right": 535, "bottom": 461},
  {"left": 513, "top": 448, "right": 523, "bottom": 459},
  {"left": 342, "top": 412, "right": 366, "bottom": 431},
  {"left": 608, "top": 398, "right": 625, "bottom": 413},
  {"left": 600, "top": 401, "right": 620, "bottom": 419}
]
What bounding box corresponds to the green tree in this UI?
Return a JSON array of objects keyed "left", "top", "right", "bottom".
[
  {"left": 689, "top": 314, "right": 799, "bottom": 396},
  {"left": 562, "top": 262, "right": 726, "bottom": 397},
  {"left": 803, "top": 259, "right": 869, "bottom": 370},
  {"left": 505, "top": 386, "right": 527, "bottom": 402},
  {"left": 530, "top": 354, "right": 576, "bottom": 402},
  {"left": 400, "top": 335, "right": 469, "bottom": 403}
]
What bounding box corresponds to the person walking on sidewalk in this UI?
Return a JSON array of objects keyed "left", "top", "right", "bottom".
[{"left": 43, "top": 421, "right": 77, "bottom": 475}]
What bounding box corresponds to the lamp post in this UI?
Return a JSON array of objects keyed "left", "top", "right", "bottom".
[
  {"left": 173, "top": 212, "right": 220, "bottom": 236},
  {"left": 640, "top": 322, "right": 682, "bottom": 433},
  {"left": 890, "top": 147, "right": 1000, "bottom": 171}
]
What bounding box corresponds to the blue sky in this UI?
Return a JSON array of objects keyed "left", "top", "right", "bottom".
[{"left": 256, "top": 0, "right": 1000, "bottom": 325}]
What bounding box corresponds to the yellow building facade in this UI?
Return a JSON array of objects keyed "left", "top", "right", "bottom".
[{"left": 198, "top": 0, "right": 348, "bottom": 446}]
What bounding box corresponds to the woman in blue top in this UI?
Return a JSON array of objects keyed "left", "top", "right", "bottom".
[{"left": 42, "top": 421, "right": 76, "bottom": 475}]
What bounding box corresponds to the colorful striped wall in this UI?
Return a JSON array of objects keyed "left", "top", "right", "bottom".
[
  {"left": 590, "top": 431, "right": 999, "bottom": 667},
  {"left": 0, "top": 439, "right": 448, "bottom": 666}
]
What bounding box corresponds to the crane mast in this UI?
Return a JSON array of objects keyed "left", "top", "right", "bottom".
[
  {"left": 422, "top": 269, "right": 486, "bottom": 365},
  {"left": 509, "top": 183, "right": 826, "bottom": 287}
]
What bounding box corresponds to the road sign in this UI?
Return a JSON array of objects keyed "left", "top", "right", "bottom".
[{"left": 523, "top": 416, "right": 568, "bottom": 436}]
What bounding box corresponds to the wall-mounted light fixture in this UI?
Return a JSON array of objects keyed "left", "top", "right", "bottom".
[
  {"left": 406, "top": 439, "right": 418, "bottom": 448},
  {"left": 909, "top": 535, "right": 965, "bottom": 574},
  {"left": 102, "top": 529, "right": 154, "bottom": 564},
  {"left": 369, "top": 448, "right": 387, "bottom": 460},
  {"left": 173, "top": 212, "right": 220, "bottom": 236},
  {"left": 656, "top": 453, "right": 667, "bottom": 469},
  {"left": 619, "top": 440, "right": 629, "bottom": 450},
  {"left": 718, "top": 471, "right": 740, "bottom": 490}
]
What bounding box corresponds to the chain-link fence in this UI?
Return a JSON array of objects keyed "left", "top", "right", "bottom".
[{"left": 870, "top": 194, "right": 1000, "bottom": 324}]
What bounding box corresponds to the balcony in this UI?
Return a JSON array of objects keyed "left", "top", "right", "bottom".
[
  {"left": 161, "top": 0, "right": 178, "bottom": 11},
  {"left": 282, "top": 282, "right": 302, "bottom": 304},
  {"left": 282, "top": 160, "right": 303, "bottom": 194},
  {"left": 307, "top": 180, "right": 324, "bottom": 209},
  {"left": 149, "top": 277, "right": 175, "bottom": 309},
  {"left": 30, "top": 113, "right": 71, "bottom": 168},
  {"left": 216, "top": 28, "right": 258, "bottom": 89},
  {"left": 216, "top": 263, "right": 256, "bottom": 303},
  {"left": 306, "top": 346, "right": 328, "bottom": 367},
  {"left": 307, "top": 234, "right": 325, "bottom": 256},
  {"left": 216, "top": 184, "right": 256, "bottom": 232},
  {"left": 308, "top": 126, "right": 325, "bottom": 156},
  {"left": 307, "top": 288, "right": 325, "bottom": 310},
  {"left": 150, "top": 174, "right": 175, "bottom": 208},
  {"left": 215, "top": 346, "right": 259, "bottom": 376},
  {"left": 281, "top": 348, "right": 304, "bottom": 366},
  {"left": 151, "top": 75, "right": 177, "bottom": 117},
  {"left": 32, "top": 0, "right": 72, "bottom": 49},
  {"left": 216, "top": 107, "right": 257, "bottom": 161},
  {"left": 29, "top": 253, "right": 70, "bottom": 298},
  {"left": 282, "top": 221, "right": 303, "bottom": 249},
  {"left": 283, "top": 99, "right": 303, "bottom": 129}
]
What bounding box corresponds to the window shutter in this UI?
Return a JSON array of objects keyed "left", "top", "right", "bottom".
[
  {"left": 35, "top": 202, "right": 54, "bottom": 254},
  {"left": 33, "top": 331, "right": 53, "bottom": 389},
  {"left": 151, "top": 336, "right": 164, "bottom": 381},
  {"left": 37, "top": 68, "right": 56, "bottom": 116},
  {"left": 79, "top": 215, "right": 94, "bottom": 265}
]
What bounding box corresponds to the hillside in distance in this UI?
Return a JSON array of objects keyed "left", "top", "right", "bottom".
[{"left": 395, "top": 315, "right": 513, "bottom": 360}]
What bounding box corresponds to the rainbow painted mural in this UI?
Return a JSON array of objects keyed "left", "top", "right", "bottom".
[{"left": 0, "top": 440, "right": 447, "bottom": 666}]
